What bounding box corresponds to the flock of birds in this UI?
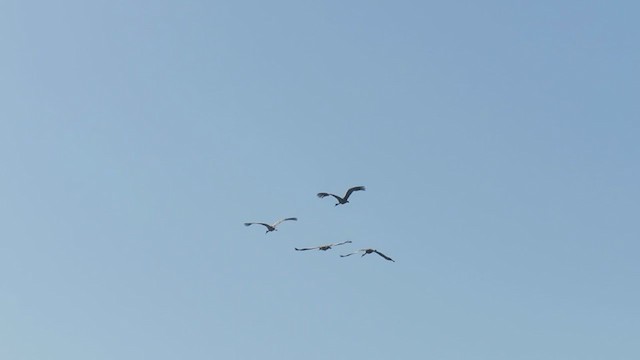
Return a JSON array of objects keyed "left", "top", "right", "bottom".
[{"left": 244, "top": 185, "right": 395, "bottom": 262}]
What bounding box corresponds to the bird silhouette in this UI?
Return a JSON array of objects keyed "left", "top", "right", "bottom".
[
  {"left": 295, "top": 240, "right": 352, "bottom": 252},
  {"left": 317, "top": 186, "right": 366, "bottom": 206},
  {"left": 340, "top": 248, "right": 395, "bottom": 262},
  {"left": 244, "top": 217, "right": 297, "bottom": 234}
]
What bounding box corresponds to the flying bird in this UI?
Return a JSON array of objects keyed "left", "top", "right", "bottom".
[
  {"left": 244, "top": 217, "right": 297, "bottom": 234},
  {"left": 317, "top": 186, "right": 366, "bottom": 206},
  {"left": 340, "top": 248, "right": 395, "bottom": 262},
  {"left": 295, "top": 240, "right": 353, "bottom": 252}
]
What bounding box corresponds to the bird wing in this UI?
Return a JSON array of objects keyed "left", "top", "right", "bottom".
[
  {"left": 373, "top": 250, "right": 395, "bottom": 262},
  {"left": 332, "top": 240, "right": 353, "bottom": 247},
  {"left": 340, "top": 249, "right": 364, "bottom": 257},
  {"left": 244, "top": 222, "right": 271, "bottom": 229},
  {"left": 272, "top": 217, "right": 297, "bottom": 227},
  {"left": 317, "top": 192, "right": 343, "bottom": 202},
  {"left": 343, "top": 186, "right": 366, "bottom": 200},
  {"left": 294, "top": 246, "right": 318, "bottom": 251}
]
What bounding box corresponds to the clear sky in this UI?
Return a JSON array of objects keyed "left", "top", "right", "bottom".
[{"left": 1, "top": 1, "right": 639, "bottom": 359}]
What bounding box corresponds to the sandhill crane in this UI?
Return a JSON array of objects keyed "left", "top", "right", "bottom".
[
  {"left": 295, "top": 240, "right": 352, "bottom": 252},
  {"left": 340, "top": 248, "right": 395, "bottom": 262},
  {"left": 317, "top": 186, "right": 365, "bottom": 206},
  {"left": 244, "top": 217, "right": 297, "bottom": 234}
]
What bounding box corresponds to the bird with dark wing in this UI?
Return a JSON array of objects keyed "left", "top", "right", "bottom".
[
  {"left": 317, "top": 186, "right": 366, "bottom": 206},
  {"left": 295, "top": 240, "right": 352, "bottom": 252},
  {"left": 340, "top": 248, "right": 395, "bottom": 262},
  {"left": 244, "top": 217, "right": 297, "bottom": 234}
]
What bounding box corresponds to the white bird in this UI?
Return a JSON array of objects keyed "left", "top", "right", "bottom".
[
  {"left": 317, "top": 186, "right": 366, "bottom": 206},
  {"left": 295, "top": 240, "right": 352, "bottom": 252},
  {"left": 244, "top": 217, "right": 297, "bottom": 234},
  {"left": 340, "top": 248, "right": 395, "bottom": 262}
]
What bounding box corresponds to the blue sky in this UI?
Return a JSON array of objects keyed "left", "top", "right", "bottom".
[{"left": 1, "top": 1, "right": 639, "bottom": 359}]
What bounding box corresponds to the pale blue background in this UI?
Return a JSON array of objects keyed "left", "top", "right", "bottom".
[{"left": 1, "top": 1, "right": 639, "bottom": 359}]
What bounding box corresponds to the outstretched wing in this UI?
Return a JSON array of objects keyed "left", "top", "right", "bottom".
[
  {"left": 343, "top": 186, "right": 366, "bottom": 201},
  {"left": 340, "top": 249, "right": 363, "bottom": 258},
  {"left": 331, "top": 240, "right": 353, "bottom": 247},
  {"left": 294, "top": 246, "right": 319, "bottom": 251},
  {"left": 317, "top": 192, "right": 343, "bottom": 202},
  {"left": 272, "top": 217, "right": 297, "bottom": 227},
  {"left": 244, "top": 222, "right": 271, "bottom": 229},
  {"left": 374, "top": 250, "right": 395, "bottom": 262}
]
